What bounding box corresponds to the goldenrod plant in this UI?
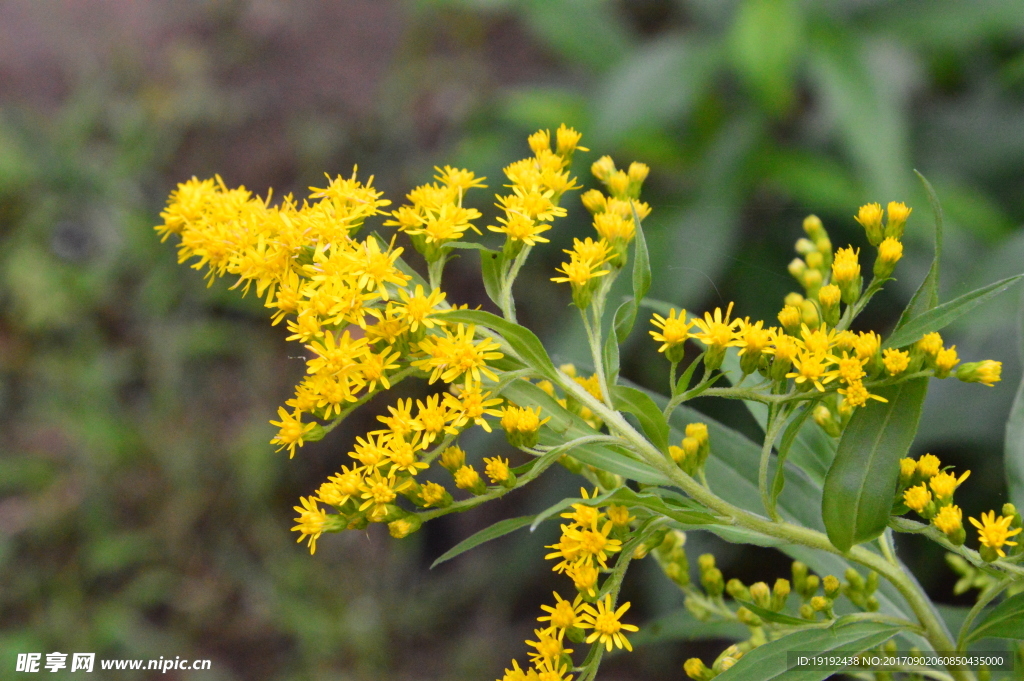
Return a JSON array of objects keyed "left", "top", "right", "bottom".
[{"left": 157, "top": 128, "right": 1024, "bottom": 681}]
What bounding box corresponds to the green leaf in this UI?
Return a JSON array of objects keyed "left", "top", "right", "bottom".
[
  {"left": 823, "top": 379, "right": 928, "bottom": 552},
  {"left": 895, "top": 171, "right": 944, "bottom": 330},
  {"left": 631, "top": 202, "right": 652, "bottom": 311},
  {"left": 714, "top": 619, "right": 902, "bottom": 681},
  {"left": 431, "top": 514, "right": 537, "bottom": 568},
  {"left": 966, "top": 591, "right": 1024, "bottom": 642},
  {"left": 603, "top": 323, "right": 620, "bottom": 385},
  {"left": 1005, "top": 291, "right": 1024, "bottom": 509},
  {"left": 735, "top": 600, "right": 811, "bottom": 627},
  {"left": 770, "top": 405, "right": 817, "bottom": 514},
  {"left": 443, "top": 309, "right": 558, "bottom": 380},
  {"left": 612, "top": 299, "right": 638, "bottom": 346},
  {"left": 446, "top": 241, "right": 489, "bottom": 250},
  {"left": 612, "top": 385, "right": 670, "bottom": 453},
  {"left": 883, "top": 274, "right": 1024, "bottom": 349},
  {"left": 479, "top": 248, "right": 504, "bottom": 310}
]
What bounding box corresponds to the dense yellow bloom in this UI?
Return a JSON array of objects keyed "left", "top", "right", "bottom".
[
  {"left": 445, "top": 386, "right": 504, "bottom": 432},
  {"left": 413, "top": 324, "right": 503, "bottom": 386},
  {"left": 484, "top": 456, "right": 513, "bottom": 484},
  {"left": 958, "top": 359, "right": 1002, "bottom": 386},
  {"left": 551, "top": 258, "right": 609, "bottom": 287},
  {"left": 935, "top": 346, "right": 960, "bottom": 377},
  {"left": 838, "top": 380, "right": 887, "bottom": 408},
  {"left": 970, "top": 511, "right": 1022, "bottom": 557},
  {"left": 787, "top": 352, "right": 835, "bottom": 392},
  {"left": 488, "top": 212, "right": 552, "bottom": 245},
  {"left": 454, "top": 465, "right": 486, "bottom": 494},
  {"left": 579, "top": 595, "right": 639, "bottom": 652},
  {"left": 419, "top": 482, "right": 450, "bottom": 507},
  {"left": 359, "top": 472, "right": 411, "bottom": 520}
]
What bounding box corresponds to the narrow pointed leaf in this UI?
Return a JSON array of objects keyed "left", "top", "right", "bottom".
[
  {"left": 966, "top": 591, "right": 1024, "bottom": 643},
  {"left": 884, "top": 274, "right": 1024, "bottom": 349},
  {"left": 1005, "top": 292, "right": 1024, "bottom": 509},
  {"left": 735, "top": 600, "right": 811, "bottom": 627},
  {"left": 631, "top": 202, "right": 652, "bottom": 306},
  {"left": 612, "top": 299, "right": 638, "bottom": 346},
  {"left": 612, "top": 385, "right": 670, "bottom": 453},
  {"left": 714, "top": 619, "right": 902, "bottom": 681},
  {"left": 603, "top": 323, "right": 621, "bottom": 385},
  {"left": 431, "top": 515, "right": 537, "bottom": 568},
  {"left": 823, "top": 378, "right": 928, "bottom": 552},
  {"left": 444, "top": 309, "right": 558, "bottom": 380},
  {"left": 895, "top": 171, "right": 944, "bottom": 332},
  {"left": 479, "top": 248, "right": 504, "bottom": 309}
]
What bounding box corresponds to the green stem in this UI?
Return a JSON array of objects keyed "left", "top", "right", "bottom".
[
  {"left": 758, "top": 403, "right": 789, "bottom": 522},
  {"left": 427, "top": 256, "right": 446, "bottom": 291},
  {"left": 499, "top": 245, "right": 532, "bottom": 322}
]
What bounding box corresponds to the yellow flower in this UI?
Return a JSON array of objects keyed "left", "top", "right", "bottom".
[
  {"left": 567, "top": 562, "right": 599, "bottom": 597},
  {"left": 903, "top": 484, "right": 932, "bottom": 513},
  {"left": 551, "top": 258, "right": 609, "bottom": 287},
  {"left": 855, "top": 202, "right": 885, "bottom": 245},
  {"left": 934, "top": 345, "right": 960, "bottom": 378},
  {"left": 650, "top": 309, "right": 694, "bottom": 360},
  {"left": 933, "top": 505, "right": 963, "bottom": 535},
  {"left": 488, "top": 212, "right": 551, "bottom": 245},
  {"left": 292, "top": 496, "right": 329, "bottom": 554},
  {"left": 886, "top": 201, "right": 912, "bottom": 239},
  {"left": 786, "top": 352, "right": 835, "bottom": 392},
  {"left": 853, "top": 331, "right": 881, "bottom": 362},
  {"left": 830, "top": 352, "right": 868, "bottom": 385},
  {"left": 970, "top": 511, "right": 1022, "bottom": 558},
  {"left": 916, "top": 332, "right": 943, "bottom": 357},
  {"left": 396, "top": 285, "right": 447, "bottom": 332},
  {"left": 831, "top": 246, "right": 861, "bottom": 287},
  {"left": 916, "top": 453, "right": 941, "bottom": 478},
  {"left": 692, "top": 302, "right": 742, "bottom": 353},
  {"left": 525, "top": 628, "right": 572, "bottom": 666},
  {"left": 419, "top": 481, "right": 450, "bottom": 508},
  {"left": 358, "top": 472, "right": 411, "bottom": 520},
  {"left": 444, "top": 386, "right": 503, "bottom": 432},
  {"left": 875, "top": 237, "right": 903, "bottom": 278},
  {"left": 412, "top": 394, "right": 457, "bottom": 445},
  {"left": 454, "top": 464, "right": 486, "bottom": 495},
  {"left": 413, "top": 324, "right": 503, "bottom": 386},
  {"left": 538, "top": 592, "right": 586, "bottom": 631},
  {"left": 484, "top": 456, "right": 513, "bottom": 484},
  {"left": 957, "top": 359, "right": 1001, "bottom": 386},
  {"left": 929, "top": 469, "right": 970, "bottom": 501},
  {"left": 579, "top": 595, "right": 639, "bottom": 652},
  {"left": 838, "top": 380, "right": 887, "bottom": 408},
  {"left": 777, "top": 305, "right": 802, "bottom": 332},
  {"left": 882, "top": 348, "right": 910, "bottom": 376},
  {"left": 270, "top": 407, "right": 317, "bottom": 459}
]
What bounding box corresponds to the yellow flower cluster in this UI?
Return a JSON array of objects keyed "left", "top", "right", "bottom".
[
  {"left": 500, "top": 491, "right": 638, "bottom": 681},
  {"left": 648, "top": 206, "right": 1003, "bottom": 422},
  {"left": 898, "top": 453, "right": 1023, "bottom": 560},
  {"left": 489, "top": 124, "right": 585, "bottom": 255},
  {"left": 383, "top": 166, "right": 487, "bottom": 262},
  {"left": 549, "top": 156, "right": 652, "bottom": 307}
]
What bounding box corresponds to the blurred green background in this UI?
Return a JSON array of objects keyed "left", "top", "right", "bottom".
[{"left": 2, "top": 0, "right": 1023, "bottom": 679}]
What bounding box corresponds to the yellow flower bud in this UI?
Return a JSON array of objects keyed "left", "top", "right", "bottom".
[
  {"left": 917, "top": 454, "right": 941, "bottom": 478},
  {"left": 931, "top": 345, "right": 959, "bottom": 378},
  {"left": 916, "top": 332, "right": 943, "bottom": 357},
  {"left": 957, "top": 360, "right": 1001, "bottom": 386},
  {"left": 454, "top": 465, "right": 487, "bottom": 495},
  {"left": 903, "top": 483, "right": 933, "bottom": 514},
  {"left": 784, "top": 292, "right": 805, "bottom": 307},
  {"left": 778, "top": 305, "right": 802, "bottom": 334},
  {"left": 885, "top": 201, "right": 912, "bottom": 239},
  {"left": 882, "top": 348, "right": 910, "bottom": 376},
  {"left": 388, "top": 514, "right": 423, "bottom": 538},
  {"left": 823, "top": 575, "right": 840, "bottom": 598},
  {"left": 803, "top": 214, "right": 825, "bottom": 240},
  {"left": 831, "top": 247, "right": 862, "bottom": 304},
  {"left": 555, "top": 124, "right": 585, "bottom": 156},
  {"left": 874, "top": 237, "right": 903, "bottom": 278},
  {"left": 607, "top": 169, "right": 630, "bottom": 199},
  {"left": 899, "top": 457, "right": 917, "bottom": 484},
  {"left": 528, "top": 129, "right": 551, "bottom": 156},
  {"left": 439, "top": 445, "right": 466, "bottom": 472},
  {"left": 580, "top": 188, "right": 606, "bottom": 215},
  {"left": 855, "top": 202, "right": 885, "bottom": 246},
  {"left": 591, "top": 155, "right": 616, "bottom": 182}
]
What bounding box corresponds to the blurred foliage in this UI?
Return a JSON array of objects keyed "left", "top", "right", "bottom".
[{"left": 1, "top": 0, "right": 1022, "bottom": 679}]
